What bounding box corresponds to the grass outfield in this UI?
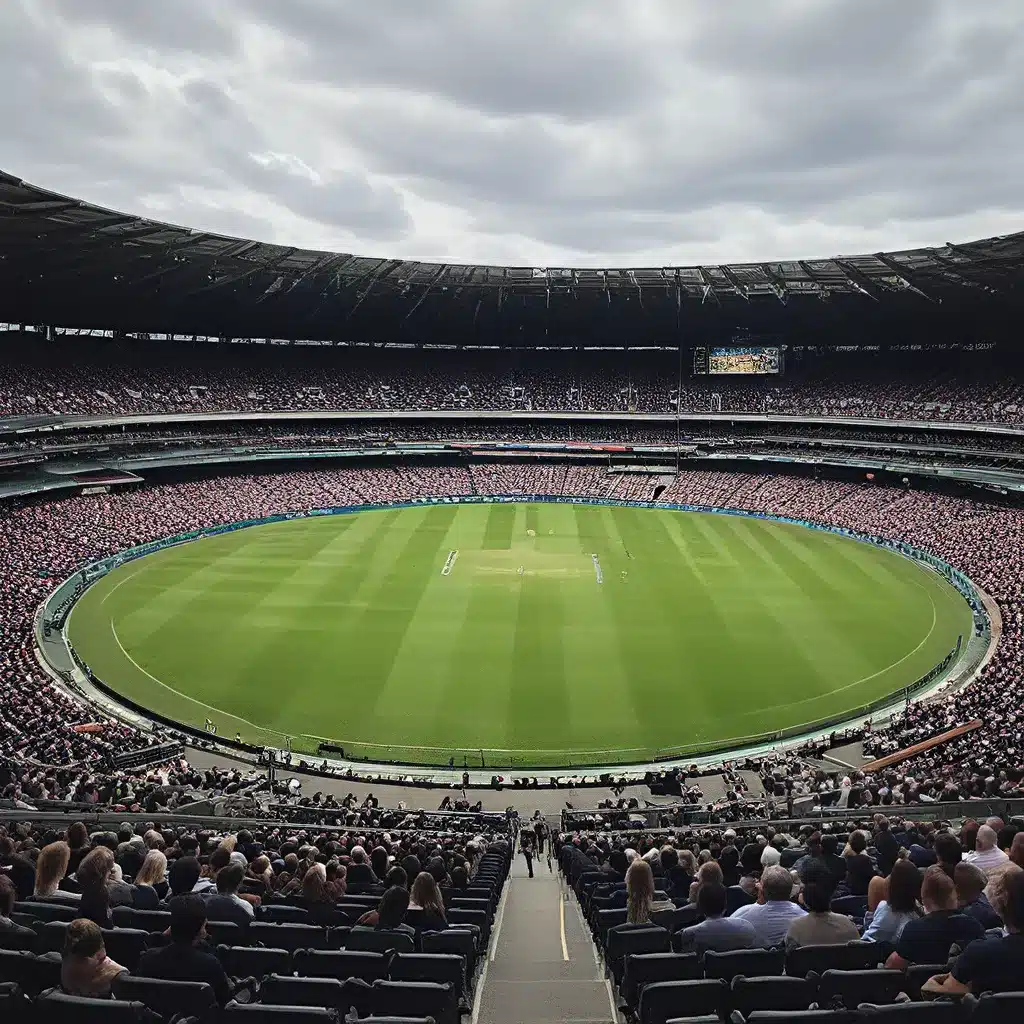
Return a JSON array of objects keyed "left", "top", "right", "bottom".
[{"left": 67, "top": 501, "right": 972, "bottom": 767}]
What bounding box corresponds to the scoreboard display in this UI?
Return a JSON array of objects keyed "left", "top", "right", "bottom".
[{"left": 708, "top": 346, "right": 781, "bottom": 375}]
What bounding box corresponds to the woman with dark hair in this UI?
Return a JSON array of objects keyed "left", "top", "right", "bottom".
[
  {"left": 34, "top": 841, "right": 79, "bottom": 901},
  {"left": 75, "top": 848, "right": 115, "bottom": 928},
  {"left": 407, "top": 871, "right": 447, "bottom": 933},
  {"left": 360, "top": 885, "right": 415, "bottom": 937},
  {"left": 863, "top": 858, "right": 923, "bottom": 942},
  {"left": 65, "top": 823, "right": 90, "bottom": 875}
]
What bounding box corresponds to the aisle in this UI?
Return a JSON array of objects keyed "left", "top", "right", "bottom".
[{"left": 475, "top": 847, "right": 616, "bottom": 1024}]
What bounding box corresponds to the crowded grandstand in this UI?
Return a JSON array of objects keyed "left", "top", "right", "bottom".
[{"left": 1, "top": 159, "right": 1024, "bottom": 1022}]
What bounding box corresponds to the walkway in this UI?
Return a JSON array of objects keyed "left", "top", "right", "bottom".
[{"left": 475, "top": 847, "right": 617, "bottom": 1024}]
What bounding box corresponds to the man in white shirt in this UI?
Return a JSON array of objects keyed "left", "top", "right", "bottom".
[
  {"left": 730, "top": 865, "right": 807, "bottom": 947},
  {"left": 966, "top": 826, "right": 1009, "bottom": 878}
]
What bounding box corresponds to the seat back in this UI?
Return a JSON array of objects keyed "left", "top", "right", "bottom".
[
  {"left": 101, "top": 927, "right": 150, "bottom": 971},
  {"left": 221, "top": 1003, "right": 338, "bottom": 1023},
  {"left": 703, "top": 947, "right": 786, "bottom": 981},
  {"left": 36, "top": 988, "right": 153, "bottom": 1023},
  {"left": 817, "top": 969, "right": 905, "bottom": 1009},
  {"left": 371, "top": 979, "right": 455, "bottom": 1024},
  {"left": 293, "top": 948, "right": 389, "bottom": 983},
  {"left": 217, "top": 945, "right": 292, "bottom": 980},
  {"left": 13, "top": 901, "right": 77, "bottom": 923},
  {"left": 972, "top": 992, "right": 1024, "bottom": 1024},
  {"left": 0, "top": 949, "right": 61, "bottom": 995},
  {"left": 726, "top": 886, "right": 755, "bottom": 914},
  {"left": 389, "top": 952, "right": 465, "bottom": 1000},
  {"left": 345, "top": 929, "right": 415, "bottom": 955},
  {"left": 257, "top": 905, "right": 312, "bottom": 925},
  {"left": 621, "top": 952, "right": 700, "bottom": 1011},
  {"left": 639, "top": 978, "right": 727, "bottom": 1024},
  {"left": 730, "top": 974, "right": 817, "bottom": 1015},
  {"left": 854, "top": 1003, "right": 967, "bottom": 1022},
  {"left": 607, "top": 926, "right": 671, "bottom": 986},
  {"left": 113, "top": 974, "right": 217, "bottom": 1018},
  {"left": 249, "top": 923, "right": 330, "bottom": 952},
  {"left": 259, "top": 974, "right": 346, "bottom": 1009},
  {"left": 786, "top": 942, "right": 883, "bottom": 977}
]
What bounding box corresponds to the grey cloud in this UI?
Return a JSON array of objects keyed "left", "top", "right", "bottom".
[{"left": 0, "top": 0, "right": 1022, "bottom": 265}]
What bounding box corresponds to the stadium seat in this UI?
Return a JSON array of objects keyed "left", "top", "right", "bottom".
[
  {"left": 371, "top": 979, "right": 455, "bottom": 1024},
  {"left": 639, "top": 978, "right": 728, "bottom": 1024},
  {"left": 293, "top": 948, "right": 390, "bottom": 983},
  {"left": 14, "top": 901, "right": 77, "bottom": 923},
  {"left": 786, "top": 942, "right": 883, "bottom": 977},
  {"left": 0, "top": 949, "right": 61, "bottom": 995},
  {"left": 972, "top": 992, "right": 1024, "bottom": 1024},
  {"left": 0, "top": 928, "right": 35, "bottom": 952},
  {"left": 607, "top": 925, "right": 672, "bottom": 986},
  {"left": 421, "top": 929, "right": 477, "bottom": 977},
  {"left": 258, "top": 974, "right": 347, "bottom": 1010},
  {"left": 597, "top": 908, "right": 629, "bottom": 948},
  {"left": 207, "top": 921, "right": 246, "bottom": 948},
  {"left": 248, "top": 923, "right": 330, "bottom": 952},
  {"left": 257, "top": 905, "right": 312, "bottom": 924},
  {"left": 345, "top": 929, "right": 415, "bottom": 955},
  {"left": 217, "top": 945, "right": 292, "bottom": 980},
  {"left": 100, "top": 927, "right": 150, "bottom": 971},
  {"left": 854, "top": 1004, "right": 967, "bottom": 1022},
  {"left": 113, "top": 974, "right": 217, "bottom": 1020},
  {"left": 388, "top": 952, "right": 466, "bottom": 1004},
  {"left": 727, "top": 886, "right": 756, "bottom": 914},
  {"left": 222, "top": 1004, "right": 337, "bottom": 1024},
  {"left": 621, "top": 952, "right": 701, "bottom": 1011},
  {"left": 36, "top": 988, "right": 158, "bottom": 1023},
  {"left": 817, "top": 969, "right": 906, "bottom": 1009},
  {"left": 703, "top": 947, "right": 786, "bottom": 982},
  {"left": 901, "top": 965, "right": 948, "bottom": 1001},
  {"left": 0, "top": 982, "right": 31, "bottom": 1015},
  {"left": 743, "top": 1013, "right": 857, "bottom": 1024},
  {"left": 730, "top": 973, "right": 818, "bottom": 1014}
]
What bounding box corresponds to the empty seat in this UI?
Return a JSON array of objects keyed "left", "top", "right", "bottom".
[
  {"left": 124, "top": 911, "right": 173, "bottom": 934},
  {"left": 744, "top": 1012, "right": 857, "bottom": 1024},
  {"left": 259, "top": 974, "right": 346, "bottom": 1010},
  {"left": 787, "top": 942, "right": 883, "bottom": 977},
  {"left": 294, "top": 948, "right": 390, "bottom": 983},
  {"left": 597, "top": 908, "right": 629, "bottom": 948},
  {"left": 13, "top": 901, "right": 76, "bottom": 923},
  {"left": 37, "top": 920, "right": 70, "bottom": 953},
  {"left": 371, "top": 979, "right": 455, "bottom": 1024},
  {"left": 902, "top": 965, "right": 948, "bottom": 1001},
  {"left": 727, "top": 886, "right": 756, "bottom": 914},
  {"left": 101, "top": 927, "right": 150, "bottom": 971},
  {"left": 217, "top": 945, "right": 292, "bottom": 980},
  {"left": 248, "top": 923, "right": 330, "bottom": 952},
  {"left": 855, "top": 1003, "right": 967, "bottom": 1022},
  {"left": 972, "top": 993, "right": 1024, "bottom": 1024},
  {"left": 257, "top": 905, "right": 312, "bottom": 925},
  {"left": 831, "top": 896, "right": 869, "bottom": 919},
  {"left": 421, "top": 929, "right": 477, "bottom": 977},
  {"left": 730, "top": 975, "right": 817, "bottom": 1015},
  {"left": 702, "top": 947, "right": 784, "bottom": 981},
  {"left": 817, "top": 969, "right": 906, "bottom": 1009},
  {"left": 622, "top": 953, "right": 700, "bottom": 1011},
  {"left": 389, "top": 953, "right": 465, "bottom": 1003},
  {"left": 639, "top": 978, "right": 728, "bottom": 1024},
  {"left": 222, "top": 1004, "right": 337, "bottom": 1023},
  {"left": 36, "top": 988, "right": 156, "bottom": 1022},
  {"left": 607, "top": 926, "right": 672, "bottom": 986},
  {"left": 207, "top": 921, "right": 246, "bottom": 948},
  {"left": 345, "top": 929, "right": 415, "bottom": 955},
  {"left": 113, "top": 974, "right": 217, "bottom": 1020},
  {"left": 445, "top": 909, "right": 488, "bottom": 942},
  {"left": 0, "top": 949, "right": 61, "bottom": 995}
]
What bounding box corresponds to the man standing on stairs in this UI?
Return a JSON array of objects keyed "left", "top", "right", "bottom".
[{"left": 521, "top": 831, "right": 535, "bottom": 878}]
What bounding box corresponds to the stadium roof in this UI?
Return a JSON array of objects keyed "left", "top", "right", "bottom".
[{"left": 2, "top": 171, "right": 1023, "bottom": 346}]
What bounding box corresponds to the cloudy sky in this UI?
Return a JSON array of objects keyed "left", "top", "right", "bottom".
[{"left": 2, "top": 0, "right": 1022, "bottom": 267}]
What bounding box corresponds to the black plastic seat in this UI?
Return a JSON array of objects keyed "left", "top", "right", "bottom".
[
  {"left": 730, "top": 974, "right": 817, "bottom": 1015},
  {"left": 901, "top": 965, "right": 947, "bottom": 1001},
  {"left": 972, "top": 992, "right": 1024, "bottom": 1024},
  {"left": 621, "top": 953, "right": 700, "bottom": 1011},
  {"left": 293, "top": 948, "right": 390, "bottom": 983},
  {"left": 0, "top": 949, "right": 61, "bottom": 995},
  {"left": 607, "top": 926, "right": 672, "bottom": 986},
  {"left": 389, "top": 952, "right": 465, "bottom": 1003},
  {"left": 13, "top": 901, "right": 77, "bottom": 923},
  {"left": 597, "top": 908, "right": 628, "bottom": 948},
  {"left": 217, "top": 945, "right": 292, "bottom": 980},
  {"left": 37, "top": 920, "right": 70, "bottom": 953},
  {"left": 817, "top": 968, "right": 905, "bottom": 1009},
  {"left": 207, "top": 921, "right": 246, "bottom": 947},
  {"left": 345, "top": 929, "right": 415, "bottom": 955},
  {"left": 259, "top": 974, "right": 346, "bottom": 1009},
  {"left": 744, "top": 1012, "right": 857, "bottom": 1024},
  {"left": 371, "top": 979, "right": 455, "bottom": 1024},
  {"left": 113, "top": 974, "right": 217, "bottom": 1020},
  {"left": 101, "top": 927, "right": 150, "bottom": 971},
  {"left": 787, "top": 942, "right": 883, "bottom": 977},
  {"left": 639, "top": 978, "right": 728, "bottom": 1024},
  {"left": 257, "top": 905, "right": 312, "bottom": 924},
  {"left": 855, "top": 1004, "right": 967, "bottom": 1022},
  {"left": 421, "top": 929, "right": 477, "bottom": 977},
  {"left": 703, "top": 947, "right": 786, "bottom": 982},
  {"left": 222, "top": 1004, "right": 337, "bottom": 1023},
  {"left": 249, "top": 923, "right": 330, "bottom": 952},
  {"left": 123, "top": 910, "right": 173, "bottom": 934},
  {"left": 727, "top": 886, "right": 756, "bottom": 914},
  {"left": 445, "top": 908, "right": 488, "bottom": 942},
  {"left": 36, "top": 988, "right": 157, "bottom": 1023}
]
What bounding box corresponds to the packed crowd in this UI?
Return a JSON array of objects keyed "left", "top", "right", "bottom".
[
  {"left": 0, "top": 460, "right": 1019, "bottom": 808},
  {"left": 559, "top": 812, "right": 1024, "bottom": 997},
  {"left": 3, "top": 339, "right": 1024, "bottom": 423},
  {"left": 0, "top": 813, "right": 509, "bottom": 1001}
]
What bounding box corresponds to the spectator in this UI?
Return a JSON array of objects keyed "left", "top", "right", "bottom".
[
  {"left": 346, "top": 845, "right": 376, "bottom": 884},
  {"left": 625, "top": 859, "right": 674, "bottom": 926},
  {"left": 676, "top": 881, "right": 757, "bottom": 954},
  {"left": 786, "top": 865, "right": 861, "bottom": 948},
  {"left": 966, "top": 825, "right": 1010, "bottom": 878},
  {"left": 136, "top": 895, "right": 233, "bottom": 1005},
  {"left": 924, "top": 868, "right": 1024, "bottom": 996},
  {"left": 934, "top": 833, "right": 964, "bottom": 879},
  {"left": 60, "top": 918, "right": 127, "bottom": 997},
  {"left": 0, "top": 875, "right": 34, "bottom": 938},
  {"left": 75, "top": 847, "right": 115, "bottom": 928},
  {"left": 886, "top": 866, "right": 985, "bottom": 969},
  {"left": 730, "top": 865, "right": 807, "bottom": 947},
  {"left": 33, "top": 841, "right": 78, "bottom": 901},
  {"left": 954, "top": 862, "right": 1003, "bottom": 930},
  {"left": 165, "top": 856, "right": 202, "bottom": 904},
  {"left": 353, "top": 886, "right": 414, "bottom": 938},
  {"left": 407, "top": 871, "right": 448, "bottom": 933},
  {"left": 133, "top": 849, "right": 169, "bottom": 908},
  {"left": 863, "top": 858, "right": 922, "bottom": 943},
  {"left": 204, "top": 863, "right": 254, "bottom": 926}
]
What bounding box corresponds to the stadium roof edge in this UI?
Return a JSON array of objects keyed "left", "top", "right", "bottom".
[{"left": 2, "top": 171, "right": 1023, "bottom": 343}]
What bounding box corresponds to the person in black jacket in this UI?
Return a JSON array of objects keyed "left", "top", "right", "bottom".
[
  {"left": 136, "top": 895, "right": 236, "bottom": 1006},
  {"left": 0, "top": 876, "right": 34, "bottom": 939}
]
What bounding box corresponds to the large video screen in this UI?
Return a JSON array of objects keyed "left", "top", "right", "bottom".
[{"left": 709, "top": 346, "right": 781, "bottom": 375}]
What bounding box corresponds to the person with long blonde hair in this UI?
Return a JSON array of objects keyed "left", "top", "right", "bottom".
[
  {"left": 34, "top": 841, "right": 78, "bottom": 900},
  {"left": 626, "top": 859, "right": 674, "bottom": 925},
  {"left": 133, "top": 849, "right": 168, "bottom": 907}
]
